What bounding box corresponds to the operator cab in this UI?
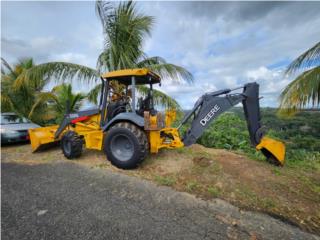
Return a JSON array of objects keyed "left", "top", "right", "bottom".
[{"left": 100, "top": 69, "right": 161, "bottom": 123}]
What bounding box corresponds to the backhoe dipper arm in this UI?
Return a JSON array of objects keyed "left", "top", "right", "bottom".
[
  {"left": 181, "top": 82, "right": 285, "bottom": 166},
  {"left": 181, "top": 82, "right": 263, "bottom": 147}
]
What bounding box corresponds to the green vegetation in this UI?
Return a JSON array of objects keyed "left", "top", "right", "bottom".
[
  {"left": 35, "top": 83, "right": 86, "bottom": 124},
  {"left": 1, "top": 58, "right": 54, "bottom": 125},
  {"left": 186, "top": 180, "right": 200, "bottom": 192},
  {"left": 193, "top": 108, "right": 320, "bottom": 169},
  {"left": 279, "top": 41, "right": 319, "bottom": 115},
  {"left": 207, "top": 186, "right": 221, "bottom": 197},
  {"left": 197, "top": 113, "right": 252, "bottom": 152},
  {"left": 154, "top": 175, "right": 176, "bottom": 186},
  {"left": 1, "top": 58, "right": 86, "bottom": 125}
]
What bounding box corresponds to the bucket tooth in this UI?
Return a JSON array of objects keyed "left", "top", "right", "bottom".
[
  {"left": 28, "top": 125, "right": 59, "bottom": 152},
  {"left": 256, "top": 137, "right": 286, "bottom": 166}
]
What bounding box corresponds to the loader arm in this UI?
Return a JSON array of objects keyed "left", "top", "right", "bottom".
[{"left": 180, "top": 82, "right": 285, "bottom": 165}]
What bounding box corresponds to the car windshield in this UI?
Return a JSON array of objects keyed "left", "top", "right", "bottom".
[{"left": 1, "top": 115, "right": 31, "bottom": 125}]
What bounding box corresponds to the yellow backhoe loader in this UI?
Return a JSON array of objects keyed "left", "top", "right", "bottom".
[{"left": 29, "top": 68, "right": 285, "bottom": 169}]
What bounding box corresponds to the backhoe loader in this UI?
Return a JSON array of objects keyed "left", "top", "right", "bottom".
[{"left": 29, "top": 68, "right": 285, "bottom": 169}]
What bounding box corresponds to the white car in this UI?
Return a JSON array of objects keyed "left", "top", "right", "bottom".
[{"left": 1, "top": 112, "right": 40, "bottom": 144}]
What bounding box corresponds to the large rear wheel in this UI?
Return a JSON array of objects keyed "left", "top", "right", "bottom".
[{"left": 104, "top": 122, "right": 148, "bottom": 169}]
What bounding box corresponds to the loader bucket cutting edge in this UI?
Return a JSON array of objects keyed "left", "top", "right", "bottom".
[
  {"left": 29, "top": 125, "right": 60, "bottom": 152},
  {"left": 256, "top": 137, "right": 285, "bottom": 166}
]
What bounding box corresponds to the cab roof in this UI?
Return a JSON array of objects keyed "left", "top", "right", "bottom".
[{"left": 101, "top": 68, "right": 161, "bottom": 85}]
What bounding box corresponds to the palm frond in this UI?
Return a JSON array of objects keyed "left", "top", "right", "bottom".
[
  {"left": 137, "top": 85, "right": 181, "bottom": 110},
  {"left": 137, "top": 56, "right": 166, "bottom": 66},
  {"left": 286, "top": 42, "right": 320, "bottom": 75},
  {"left": 138, "top": 59, "right": 193, "bottom": 83},
  {"left": 1, "top": 57, "right": 16, "bottom": 76},
  {"left": 13, "top": 62, "right": 98, "bottom": 91},
  {"left": 279, "top": 66, "right": 320, "bottom": 116},
  {"left": 97, "top": 1, "right": 154, "bottom": 71},
  {"left": 1, "top": 94, "right": 15, "bottom": 112},
  {"left": 95, "top": 0, "right": 115, "bottom": 30},
  {"left": 71, "top": 93, "right": 87, "bottom": 111},
  {"left": 29, "top": 92, "right": 58, "bottom": 119},
  {"left": 88, "top": 83, "right": 102, "bottom": 104}
]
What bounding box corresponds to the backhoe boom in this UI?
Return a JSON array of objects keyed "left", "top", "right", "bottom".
[{"left": 180, "top": 82, "right": 285, "bottom": 165}]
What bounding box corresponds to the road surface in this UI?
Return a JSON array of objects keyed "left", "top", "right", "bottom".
[{"left": 2, "top": 161, "right": 319, "bottom": 240}]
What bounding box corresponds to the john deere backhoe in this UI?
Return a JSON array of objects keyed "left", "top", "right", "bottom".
[{"left": 29, "top": 68, "right": 285, "bottom": 169}]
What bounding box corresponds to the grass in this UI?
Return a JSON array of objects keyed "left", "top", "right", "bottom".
[
  {"left": 186, "top": 181, "right": 200, "bottom": 192},
  {"left": 176, "top": 147, "right": 193, "bottom": 155},
  {"left": 272, "top": 168, "right": 282, "bottom": 176},
  {"left": 297, "top": 175, "right": 320, "bottom": 195},
  {"left": 154, "top": 175, "right": 176, "bottom": 186},
  {"left": 207, "top": 186, "right": 221, "bottom": 197},
  {"left": 92, "top": 163, "right": 109, "bottom": 169}
]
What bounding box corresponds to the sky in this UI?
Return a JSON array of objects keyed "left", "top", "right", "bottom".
[{"left": 2, "top": 1, "right": 320, "bottom": 109}]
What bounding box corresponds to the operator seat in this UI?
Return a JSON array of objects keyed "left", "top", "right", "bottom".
[
  {"left": 137, "top": 94, "right": 157, "bottom": 116},
  {"left": 107, "top": 100, "right": 127, "bottom": 121}
]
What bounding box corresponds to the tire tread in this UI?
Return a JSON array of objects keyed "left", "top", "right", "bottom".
[
  {"left": 61, "top": 131, "right": 83, "bottom": 159},
  {"left": 106, "top": 122, "right": 149, "bottom": 168}
]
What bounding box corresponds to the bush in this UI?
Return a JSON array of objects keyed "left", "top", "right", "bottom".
[
  {"left": 178, "top": 110, "right": 320, "bottom": 169},
  {"left": 197, "top": 113, "right": 253, "bottom": 152}
]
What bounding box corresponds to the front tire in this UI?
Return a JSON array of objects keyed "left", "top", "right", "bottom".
[
  {"left": 61, "top": 131, "right": 83, "bottom": 159},
  {"left": 104, "top": 122, "right": 148, "bottom": 169}
]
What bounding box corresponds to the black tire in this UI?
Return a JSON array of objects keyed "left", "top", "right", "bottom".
[
  {"left": 61, "top": 131, "right": 83, "bottom": 159},
  {"left": 104, "top": 122, "right": 149, "bottom": 169}
]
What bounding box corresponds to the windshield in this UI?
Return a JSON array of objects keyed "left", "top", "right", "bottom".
[{"left": 1, "top": 115, "right": 31, "bottom": 125}]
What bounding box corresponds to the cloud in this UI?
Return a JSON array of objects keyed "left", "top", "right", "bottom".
[
  {"left": 48, "top": 52, "right": 92, "bottom": 67},
  {"left": 2, "top": 36, "right": 67, "bottom": 62},
  {"left": 2, "top": 1, "right": 320, "bottom": 109},
  {"left": 139, "top": 1, "right": 320, "bottom": 108}
]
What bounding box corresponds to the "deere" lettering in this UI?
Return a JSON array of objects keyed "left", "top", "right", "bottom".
[{"left": 200, "top": 104, "right": 220, "bottom": 126}]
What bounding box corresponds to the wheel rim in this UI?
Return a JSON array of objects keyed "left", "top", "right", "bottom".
[
  {"left": 64, "top": 139, "right": 71, "bottom": 155},
  {"left": 110, "top": 134, "right": 134, "bottom": 162}
]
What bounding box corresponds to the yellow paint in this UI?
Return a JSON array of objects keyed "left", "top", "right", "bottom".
[
  {"left": 256, "top": 136, "right": 286, "bottom": 165},
  {"left": 29, "top": 114, "right": 104, "bottom": 152},
  {"left": 29, "top": 125, "right": 59, "bottom": 152},
  {"left": 82, "top": 130, "right": 104, "bottom": 150},
  {"left": 165, "top": 110, "right": 176, "bottom": 127},
  {"left": 149, "top": 114, "right": 158, "bottom": 129},
  {"left": 101, "top": 68, "right": 160, "bottom": 79},
  {"left": 149, "top": 128, "right": 184, "bottom": 153}
]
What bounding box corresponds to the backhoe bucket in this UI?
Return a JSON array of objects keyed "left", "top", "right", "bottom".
[
  {"left": 29, "top": 125, "right": 59, "bottom": 152},
  {"left": 256, "top": 137, "right": 286, "bottom": 166}
]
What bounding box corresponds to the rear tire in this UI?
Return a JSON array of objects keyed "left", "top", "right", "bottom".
[
  {"left": 61, "top": 131, "right": 83, "bottom": 159},
  {"left": 104, "top": 122, "right": 148, "bottom": 169}
]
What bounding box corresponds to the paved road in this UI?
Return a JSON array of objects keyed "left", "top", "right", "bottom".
[{"left": 2, "top": 161, "right": 319, "bottom": 240}]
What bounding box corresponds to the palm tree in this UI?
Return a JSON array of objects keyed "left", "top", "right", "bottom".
[
  {"left": 17, "top": 1, "right": 192, "bottom": 110},
  {"left": 279, "top": 41, "right": 320, "bottom": 115},
  {"left": 1, "top": 58, "right": 53, "bottom": 125},
  {"left": 30, "top": 83, "right": 86, "bottom": 123}
]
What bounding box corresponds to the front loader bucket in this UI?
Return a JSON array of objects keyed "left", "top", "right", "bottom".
[
  {"left": 29, "top": 125, "right": 59, "bottom": 152},
  {"left": 256, "top": 137, "right": 286, "bottom": 166}
]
